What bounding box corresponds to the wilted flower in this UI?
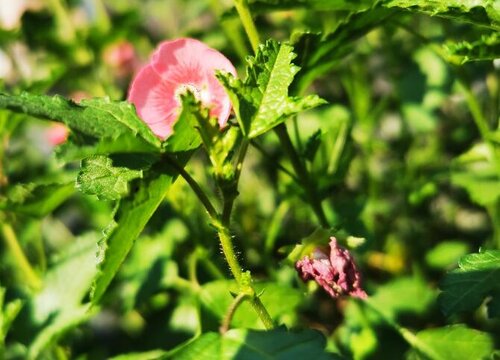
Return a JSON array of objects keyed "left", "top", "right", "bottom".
[
  {"left": 128, "top": 38, "right": 236, "bottom": 140},
  {"left": 295, "top": 237, "right": 367, "bottom": 299}
]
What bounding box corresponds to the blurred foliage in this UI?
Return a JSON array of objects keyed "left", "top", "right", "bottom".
[{"left": 0, "top": 0, "right": 499, "bottom": 359}]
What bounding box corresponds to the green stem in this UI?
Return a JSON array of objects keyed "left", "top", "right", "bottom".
[
  {"left": 1, "top": 222, "right": 42, "bottom": 290},
  {"left": 220, "top": 292, "right": 248, "bottom": 333},
  {"left": 214, "top": 222, "right": 243, "bottom": 283},
  {"left": 233, "top": 0, "right": 261, "bottom": 52},
  {"left": 249, "top": 296, "right": 275, "bottom": 329},
  {"left": 222, "top": 139, "right": 249, "bottom": 225},
  {"left": 163, "top": 154, "right": 218, "bottom": 220},
  {"left": 275, "top": 124, "right": 329, "bottom": 228}
]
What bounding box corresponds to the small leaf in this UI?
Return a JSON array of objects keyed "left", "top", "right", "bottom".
[
  {"left": 217, "top": 39, "right": 326, "bottom": 138},
  {"left": 77, "top": 155, "right": 144, "bottom": 201},
  {"left": 164, "top": 326, "right": 342, "bottom": 359},
  {"left": 443, "top": 32, "right": 500, "bottom": 64},
  {"left": 439, "top": 250, "right": 500, "bottom": 317},
  {"left": 406, "top": 325, "right": 494, "bottom": 360}
]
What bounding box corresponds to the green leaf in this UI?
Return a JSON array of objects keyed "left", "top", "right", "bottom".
[
  {"left": 368, "top": 276, "right": 436, "bottom": 320},
  {"left": 0, "top": 92, "right": 161, "bottom": 154},
  {"left": 291, "top": 8, "right": 394, "bottom": 93},
  {"left": 439, "top": 250, "right": 500, "bottom": 317},
  {"left": 444, "top": 32, "right": 500, "bottom": 64},
  {"left": 77, "top": 155, "right": 144, "bottom": 201},
  {"left": 200, "top": 281, "right": 302, "bottom": 330},
  {"left": 91, "top": 163, "right": 181, "bottom": 304},
  {"left": 0, "top": 288, "right": 23, "bottom": 344},
  {"left": 384, "top": 0, "right": 500, "bottom": 30},
  {"left": 164, "top": 327, "right": 342, "bottom": 359},
  {"left": 425, "top": 241, "right": 470, "bottom": 270},
  {"left": 246, "top": 0, "right": 374, "bottom": 13},
  {"left": 450, "top": 143, "right": 500, "bottom": 207},
  {"left": 109, "top": 350, "right": 167, "bottom": 360},
  {"left": 0, "top": 181, "right": 74, "bottom": 217},
  {"left": 163, "top": 93, "right": 203, "bottom": 153},
  {"left": 217, "top": 39, "right": 325, "bottom": 138},
  {"left": 24, "top": 233, "right": 99, "bottom": 358},
  {"left": 406, "top": 325, "right": 494, "bottom": 360}
]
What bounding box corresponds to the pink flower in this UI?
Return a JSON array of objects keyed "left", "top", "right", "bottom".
[
  {"left": 46, "top": 123, "right": 68, "bottom": 146},
  {"left": 296, "top": 237, "right": 367, "bottom": 299},
  {"left": 128, "top": 38, "right": 236, "bottom": 140}
]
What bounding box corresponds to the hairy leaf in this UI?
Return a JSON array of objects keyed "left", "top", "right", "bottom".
[
  {"left": 164, "top": 327, "right": 342, "bottom": 359},
  {"left": 217, "top": 39, "right": 325, "bottom": 138},
  {"left": 439, "top": 250, "right": 500, "bottom": 317},
  {"left": 0, "top": 92, "right": 161, "bottom": 154},
  {"left": 77, "top": 155, "right": 144, "bottom": 201}
]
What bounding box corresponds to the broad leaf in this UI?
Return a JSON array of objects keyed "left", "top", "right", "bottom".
[
  {"left": 164, "top": 327, "right": 341, "bottom": 359},
  {"left": 217, "top": 39, "right": 325, "bottom": 138},
  {"left": 439, "top": 250, "right": 500, "bottom": 317},
  {"left": 77, "top": 155, "right": 145, "bottom": 201},
  {"left": 91, "top": 163, "right": 181, "bottom": 303},
  {"left": 0, "top": 92, "right": 161, "bottom": 154},
  {"left": 406, "top": 325, "right": 494, "bottom": 360}
]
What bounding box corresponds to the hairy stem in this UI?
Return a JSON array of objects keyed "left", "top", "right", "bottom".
[
  {"left": 1, "top": 222, "right": 42, "bottom": 290},
  {"left": 220, "top": 292, "right": 248, "bottom": 333},
  {"left": 275, "top": 124, "right": 329, "bottom": 228}
]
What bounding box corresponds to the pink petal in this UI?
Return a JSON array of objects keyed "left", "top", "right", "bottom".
[{"left": 128, "top": 64, "right": 178, "bottom": 139}]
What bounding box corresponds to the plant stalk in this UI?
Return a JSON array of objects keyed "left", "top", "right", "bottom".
[
  {"left": 1, "top": 222, "right": 42, "bottom": 290},
  {"left": 275, "top": 124, "right": 329, "bottom": 228},
  {"left": 233, "top": 0, "right": 261, "bottom": 52}
]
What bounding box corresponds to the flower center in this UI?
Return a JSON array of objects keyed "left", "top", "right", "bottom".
[{"left": 174, "top": 83, "right": 210, "bottom": 105}]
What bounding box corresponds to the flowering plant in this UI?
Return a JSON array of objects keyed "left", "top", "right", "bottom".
[{"left": 0, "top": 0, "right": 499, "bottom": 359}]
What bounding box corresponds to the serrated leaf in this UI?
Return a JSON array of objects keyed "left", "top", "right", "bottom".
[
  {"left": 217, "top": 39, "right": 325, "bottom": 138},
  {"left": 291, "top": 9, "right": 394, "bottom": 93},
  {"left": 384, "top": 0, "right": 500, "bottom": 30},
  {"left": 163, "top": 93, "right": 203, "bottom": 153},
  {"left": 406, "top": 325, "right": 494, "bottom": 360},
  {"left": 444, "top": 32, "right": 500, "bottom": 64},
  {"left": 164, "top": 327, "right": 342, "bottom": 359},
  {"left": 77, "top": 155, "right": 144, "bottom": 201},
  {"left": 439, "top": 250, "right": 500, "bottom": 317},
  {"left": 0, "top": 182, "right": 74, "bottom": 217},
  {"left": 0, "top": 92, "right": 161, "bottom": 154},
  {"left": 91, "top": 162, "right": 182, "bottom": 304}
]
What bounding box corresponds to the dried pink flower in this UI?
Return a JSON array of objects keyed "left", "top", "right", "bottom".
[
  {"left": 128, "top": 38, "right": 236, "bottom": 140},
  {"left": 295, "top": 237, "right": 367, "bottom": 299}
]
